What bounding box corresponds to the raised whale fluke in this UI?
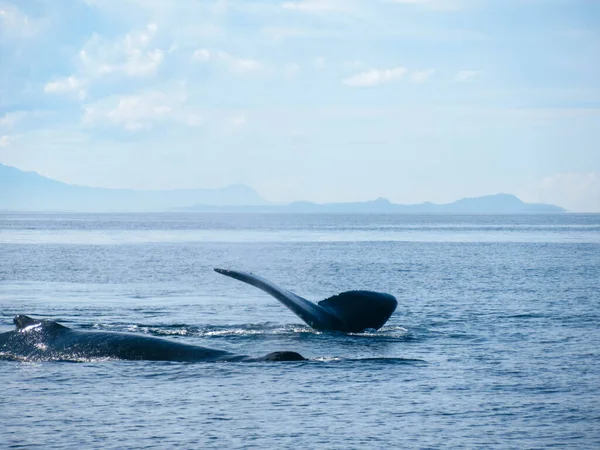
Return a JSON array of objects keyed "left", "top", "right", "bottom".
[{"left": 214, "top": 268, "right": 397, "bottom": 333}]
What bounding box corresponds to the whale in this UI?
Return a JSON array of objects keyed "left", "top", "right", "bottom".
[
  {"left": 0, "top": 315, "right": 305, "bottom": 362},
  {"left": 214, "top": 268, "right": 397, "bottom": 333}
]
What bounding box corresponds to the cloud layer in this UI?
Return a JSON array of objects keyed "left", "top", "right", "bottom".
[{"left": 1, "top": 0, "right": 599, "bottom": 210}]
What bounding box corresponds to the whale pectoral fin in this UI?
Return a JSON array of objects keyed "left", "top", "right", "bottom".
[
  {"left": 318, "top": 291, "right": 398, "bottom": 333},
  {"left": 214, "top": 268, "right": 342, "bottom": 330}
]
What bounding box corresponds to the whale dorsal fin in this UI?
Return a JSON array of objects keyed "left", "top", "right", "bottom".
[
  {"left": 14, "top": 315, "right": 69, "bottom": 333},
  {"left": 14, "top": 315, "right": 42, "bottom": 330},
  {"left": 318, "top": 291, "right": 398, "bottom": 332}
]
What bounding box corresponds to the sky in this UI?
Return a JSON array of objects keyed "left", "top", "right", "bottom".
[{"left": 1, "top": 0, "right": 599, "bottom": 211}]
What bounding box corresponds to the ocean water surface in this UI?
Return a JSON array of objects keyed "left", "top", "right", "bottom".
[{"left": 1, "top": 213, "right": 599, "bottom": 448}]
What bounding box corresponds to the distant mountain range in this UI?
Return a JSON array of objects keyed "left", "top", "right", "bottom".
[
  {"left": 0, "top": 163, "right": 267, "bottom": 211},
  {"left": 1, "top": 163, "right": 565, "bottom": 213},
  {"left": 181, "top": 194, "right": 565, "bottom": 214}
]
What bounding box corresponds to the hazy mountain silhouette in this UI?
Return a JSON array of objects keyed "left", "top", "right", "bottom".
[
  {"left": 183, "top": 194, "right": 565, "bottom": 213},
  {"left": 0, "top": 163, "right": 267, "bottom": 211},
  {"left": 1, "top": 163, "right": 565, "bottom": 213}
]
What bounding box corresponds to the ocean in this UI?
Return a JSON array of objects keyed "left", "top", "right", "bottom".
[{"left": 1, "top": 212, "right": 599, "bottom": 448}]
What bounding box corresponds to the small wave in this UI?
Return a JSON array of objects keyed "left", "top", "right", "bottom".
[
  {"left": 199, "top": 324, "right": 320, "bottom": 338},
  {"left": 504, "top": 313, "right": 546, "bottom": 319},
  {"left": 347, "top": 357, "right": 426, "bottom": 364},
  {"left": 77, "top": 322, "right": 199, "bottom": 336},
  {"left": 122, "top": 324, "right": 192, "bottom": 336},
  {"left": 0, "top": 352, "right": 118, "bottom": 363},
  {"left": 348, "top": 326, "right": 410, "bottom": 339},
  {"left": 133, "top": 323, "right": 318, "bottom": 338},
  {"left": 312, "top": 356, "right": 344, "bottom": 362},
  {"left": 126, "top": 325, "right": 192, "bottom": 336},
  {"left": 94, "top": 323, "right": 321, "bottom": 338},
  {"left": 63, "top": 322, "right": 411, "bottom": 341},
  {"left": 311, "top": 356, "right": 426, "bottom": 364}
]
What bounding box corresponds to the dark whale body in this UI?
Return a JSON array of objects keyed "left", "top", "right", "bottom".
[
  {"left": 0, "top": 315, "right": 305, "bottom": 362},
  {"left": 215, "top": 268, "right": 397, "bottom": 333}
]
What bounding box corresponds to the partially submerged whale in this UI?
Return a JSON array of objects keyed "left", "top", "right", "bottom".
[
  {"left": 0, "top": 315, "right": 305, "bottom": 362},
  {"left": 214, "top": 268, "right": 397, "bottom": 333}
]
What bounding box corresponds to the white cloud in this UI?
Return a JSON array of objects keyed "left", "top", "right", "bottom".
[
  {"left": 387, "top": 0, "right": 468, "bottom": 11},
  {"left": 344, "top": 60, "right": 364, "bottom": 69},
  {"left": 192, "top": 48, "right": 211, "bottom": 62},
  {"left": 389, "top": 0, "right": 431, "bottom": 4},
  {"left": 43, "top": 24, "right": 165, "bottom": 101},
  {"left": 411, "top": 69, "right": 435, "bottom": 83},
  {"left": 282, "top": 0, "right": 346, "bottom": 12},
  {"left": 192, "top": 49, "right": 263, "bottom": 73},
  {"left": 261, "top": 26, "right": 339, "bottom": 42},
  {"left": 343, "top": 67, "right": 407, "bottom": 87},
  {"left": 0, "top": 111, "right": 26, "bottom": 128},
  {"left": 216, "top": 51, "right": 263, "bottom": 72},
  {"left": 284, "top": 63, "right": 300, "bottom": 78},
  {"left": 314, "top": 57, "right": 327, "bottom": 70},
  {"left": 44, "top": 76, "right": 87, "bottom": 100},
  {"left": 455, "top": 70, "right": 480, "bottom": 82},
  {"left": 0, "top": 4, "right": 39, "bottom": 39},
  {"left": 0, "top": 133, "right": 22, "bottom": 149},
  {"left": 79, "top": 23, "right": 164, "bottom": 78},
  {"left": 192, "top": 48, "right": 264, "bottom": 73},
  {"left": 186, "top": 114, "right": 203, "bottom": 127},
  {"left": 230, "top": 113, "right": 247, "bottom": 127},
  {"left": 41, "top": 23, "right": 165, "bottom": 102},
  {"left": 83, "top": 90, "right": 188, "bottom": 131}
]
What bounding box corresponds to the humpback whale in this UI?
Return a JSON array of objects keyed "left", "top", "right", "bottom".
[
  {"left": 214, "top": 268, "right": 397, "bottom": 333},
  {"left": 0, "top": 315, "right": 305, "bottom": 362}
]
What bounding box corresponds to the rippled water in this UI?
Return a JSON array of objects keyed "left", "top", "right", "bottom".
[{"left": 1, "top": 213, "right": 599, "bottom": 448}]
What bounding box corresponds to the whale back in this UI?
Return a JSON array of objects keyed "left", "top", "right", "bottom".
[
  {"left": 0, "top": 315, "right": 70, "bottom": 361},
  {"left": 2, "top": 315, "right": 306, "bottom": 363},
  {"left": 318, "top": 291, "right": 397, "bottom": 332}
]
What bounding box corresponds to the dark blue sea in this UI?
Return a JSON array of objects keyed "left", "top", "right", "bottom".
[{"left": 1, "top": 213, "right": 599, "bottom": 449}]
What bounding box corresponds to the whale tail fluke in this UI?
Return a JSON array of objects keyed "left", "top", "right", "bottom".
[
  {"left": 318, "top": 291, "right": 397, "bottom": 332},
  {"left": 214, "top": 268, "right": 343, "bottom": 330},
  {"left": 214, "top": 268, "right": 397, "bottom": 333}
]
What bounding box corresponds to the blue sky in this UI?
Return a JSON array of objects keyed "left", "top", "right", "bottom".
[{"left": 1, "top": 0, "right": 599, "bottom": 211}]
